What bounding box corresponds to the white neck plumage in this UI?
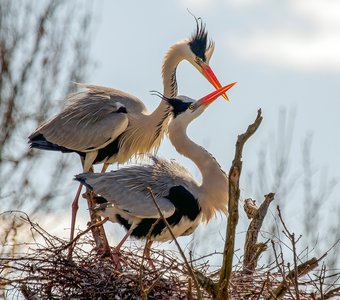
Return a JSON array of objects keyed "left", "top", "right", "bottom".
[
  {"left": 119, "top": 42, "right": 191, "bottom": 161},
  {"left": 139, "top": 41, "right": 192, "bottom": 148},
  {"left": 150, "top": 41, "right": 192, "bottom": 119},
  {"left": 168, "top": 119, "right": 229, "bottom": 222},
  {"left": 162, "top": 41, "right": 190, "bottom": 98}
]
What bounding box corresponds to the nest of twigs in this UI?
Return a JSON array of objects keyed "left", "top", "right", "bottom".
[
  {"left": 1, "top": 215, "right": 339, "bottom": 300},
  {"left": 1, "top": 220, "right": 195, "bottom": 299},
  {"left": 10, "top": 246, "right": 192, "bottom": 299},
  {"left": 1, "top": 215, "right": 215, "bottom": 299}
]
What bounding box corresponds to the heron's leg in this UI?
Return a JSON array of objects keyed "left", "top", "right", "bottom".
[
  {"left": 100, "top": 163, "right": 109, "bottom": 173},
  {"left": 67, "top": 182, "right": 83, "bottom": 261},
  {"left": 114, "top": 228, "right": 133, "bottom": 254},
  {"left": 109, "top": 228, "right": 133, "bottom": 269},
  {"left": 70, "top": 183, "right": 83, "bottom": 240}
]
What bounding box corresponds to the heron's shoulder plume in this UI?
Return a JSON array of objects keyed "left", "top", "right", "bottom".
[
  {"left": 73, "top": 83, "right": 116, "bottom": 95},
  {"left": 63, "top": 83, "right": 111, "bottom": 109},
  {"left": 188, "top": 17, "right": 213, "bottom": 61}
]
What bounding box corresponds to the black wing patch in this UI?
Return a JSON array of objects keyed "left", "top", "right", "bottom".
[
  {"left": 116, "top": 185, "right": 201, "bottom": 239},
  {"left": 28, "top": 133, "right": 82, "bottom": 155},
  {"left": 165, "top": 185, "right": 200, "bottom": 221},
  {"left": 93, "top": 133, "right": 122, "bottom": 164}
]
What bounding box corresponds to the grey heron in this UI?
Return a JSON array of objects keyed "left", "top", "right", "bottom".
[
  {"left": 74, "top": 82, "right": 236, "bottom": 265},
  {"left": 28, "top": 21, "right": 227, "bottom": 256}
]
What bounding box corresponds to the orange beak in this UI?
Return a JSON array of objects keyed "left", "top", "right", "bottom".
[
  {"left": 196, "top": 82, "right": 237, "bottom": 108},
  {"left": 200, "top": 62, "right": 230, "bottom": 101}
]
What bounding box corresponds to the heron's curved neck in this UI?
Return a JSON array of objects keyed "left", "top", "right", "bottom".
[
  {"left": 162, "top": 41, "right": 188, "bottom": 98},
  {"left": 120, "top": 44, "right": 190, "bottom": 158},
  {"left": 147, "top": 42, "right": 189, "bottom": 135},
  {"left": 168, "top": 121, "right": 228, "bottom": 221},
  {"left": 169, "top": 123, "right": 224, "bottom": 187}
]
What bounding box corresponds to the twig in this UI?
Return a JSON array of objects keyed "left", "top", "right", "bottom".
[
  {"left": 19, "top": 284, "right": 36, "bottom": 300},
  {"left": 139, "top": 219, "right": 161, "bottom": 299},
  {"left": 256, "top": 272, "right": 270, "bottom": 300},
  {"left": 58, "top": 217, "right": 109, "bottom": 253},
  {"left": 193, "top": 270, "right": 218, "bottom": 298},
  {"left": 266, "top": 257, "right": 319, "bottom": 299},
  {"left": 218, "top": 109, "right": 263, "bottom": 299},
  {"left": 243, "top": 193, "right": 275, "bottom": 274},
  {"left": 147, "top": 187, "right": 202, "bottom": 300},
  {"left": 271, "top": 239, "right": 286, "bottom": 285},
  {"left": 277, "top": 206, "right": 301, "bottom": 299},
  {"left": 146, "top": 266, "right": 174, "bottom": 295},
  {"left": 317, "top": 286, "right": 340, "bottom": 300}
]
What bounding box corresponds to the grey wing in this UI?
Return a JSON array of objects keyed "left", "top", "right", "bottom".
[
  {"left": 145, "top": 156, "right": 198, "bottom": 195},
  {"left": 35, "top": 84, "right": 147, "bottom": 152},
  {"left": 75, "top": 157, "right": 198, "bottom": 218},
  {"left": 69, "top": 84, "right": 147, "bottom": 113}
]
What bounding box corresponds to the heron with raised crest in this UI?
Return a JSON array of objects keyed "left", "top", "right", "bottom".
[
  {"left": 75, "top": 82, "right": 236, "bottom": 266},
  {"left": 28, "top": 20, "right": 228, "bottom": 258}
]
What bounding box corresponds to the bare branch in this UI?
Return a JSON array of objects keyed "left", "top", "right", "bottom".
[
  {"left": 147, "top": 187, "right": 202, "bottom": 300},
  {"left": 218, "top": 109, "right": 263, "bottom": 298},
  {"left": 277, "top": 206, "right": 301, "bottom": 299}
]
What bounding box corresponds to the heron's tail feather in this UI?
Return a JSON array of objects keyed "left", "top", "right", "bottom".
[
  {"left": 74, "top": 173, "right": 94, "bottom": 190},
  {"left": 28, "top": 133, "right": 74, "bottom": 153}
]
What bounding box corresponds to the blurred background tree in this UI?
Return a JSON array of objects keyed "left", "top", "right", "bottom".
[
  {"left": 245, "top": 108, "right": 339, "bottom": 269},
  {"left": 0, "top": 0, "right": 93, "bottom": 264}
]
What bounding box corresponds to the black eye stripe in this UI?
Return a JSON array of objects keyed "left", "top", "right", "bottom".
[{"left": 167, "top": 99, "right": 194, "bottom": 117}]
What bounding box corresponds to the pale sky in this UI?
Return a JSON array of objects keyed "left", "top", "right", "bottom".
[{"left": 51, "top": 0, "right": 339, "bottom": 260}]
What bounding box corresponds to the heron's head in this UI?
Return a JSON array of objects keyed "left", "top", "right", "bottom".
[
  {"left": 185, "top": 18, "right": 228, "bottom": 100},
  {"left": 164, "top": 18, "right": 228, "bottom": 100},
  {"left": 187, "top": 18, "right": 215, "bottom": 65},
  {"left": 154, "top": 82, "right": 236, "bottom": 128}
]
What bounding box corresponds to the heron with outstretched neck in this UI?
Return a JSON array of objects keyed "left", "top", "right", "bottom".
[
  {"left": 75, "top": 82, "right": 236, "bottom": 267},
  {"left": 28, "top": 20, "right": 227, "bottom": 259}
]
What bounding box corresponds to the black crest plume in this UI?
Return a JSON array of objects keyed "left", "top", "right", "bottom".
[
  {"left": 188, "top": 15, "right": 212, "bottom": 62},
  {"left": 150, "top": 90, "right": 170, "bottom": 102},
  {"left": 150, "top": 90, "right": 190, "bottom": 117}
]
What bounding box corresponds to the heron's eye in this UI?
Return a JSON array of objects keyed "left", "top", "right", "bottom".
[
  {"left": 189, "top": 104, "right": 195, "bottom": 110},
  {"left": 194, "top": 56, "right": 201, "bottom": 64}
]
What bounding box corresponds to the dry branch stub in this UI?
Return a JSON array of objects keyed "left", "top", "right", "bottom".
[
  {"left": 244, "top": 198, "right": 259, "bottom": 219},
  {"left": 243, "top": 193, "right": 275, "bottom": 274}
]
